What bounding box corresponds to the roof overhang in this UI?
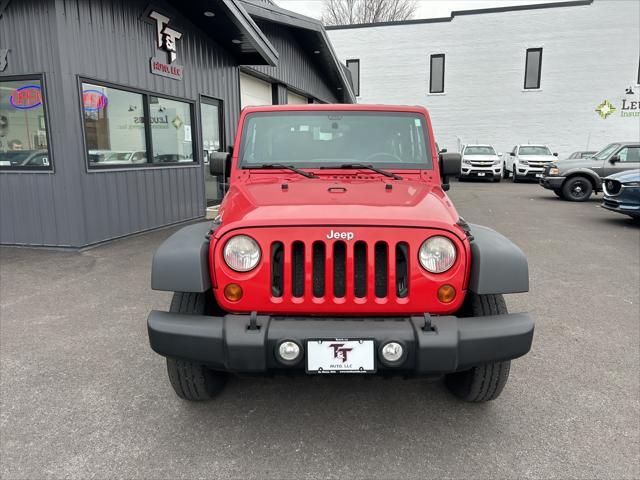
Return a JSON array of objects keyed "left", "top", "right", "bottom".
[
  {"left": 168, "top": 0, "right": 278, "bottom": 66},
  {"left": 239, "top": 0, "right": 356, "bottom": 103}
]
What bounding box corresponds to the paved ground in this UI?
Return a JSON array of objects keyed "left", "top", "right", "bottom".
[{"left": 1, "top": 180, "right": 639, "bottom": 479}]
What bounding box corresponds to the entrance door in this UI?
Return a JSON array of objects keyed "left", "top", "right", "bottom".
[{"left": 200, "top": 97, "right": 224, "bottom": 206}]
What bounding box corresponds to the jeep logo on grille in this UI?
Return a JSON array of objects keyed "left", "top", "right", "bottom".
[{"left": 327, "top": 230, "right": 354, "bottom": 240}]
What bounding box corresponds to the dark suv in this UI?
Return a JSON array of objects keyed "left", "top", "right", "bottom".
[{"left": 540, "top": 142, "right": 640, "bottom": 201}]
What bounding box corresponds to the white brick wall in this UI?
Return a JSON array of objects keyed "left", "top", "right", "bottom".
[{"left": 328, "top": 0, "right": 640, "bottom": 157}]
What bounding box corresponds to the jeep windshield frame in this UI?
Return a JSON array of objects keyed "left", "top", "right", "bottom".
[{"left": 237, "top": 111, "right": 433, "bottom": 170}]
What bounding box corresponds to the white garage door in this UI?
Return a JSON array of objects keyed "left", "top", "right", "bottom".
[
  {"left": 287, "top": 91, "right": 308, "bottom": 105},
  {"left": 240, "top": 73, "right": 272, "bottom": 108}
]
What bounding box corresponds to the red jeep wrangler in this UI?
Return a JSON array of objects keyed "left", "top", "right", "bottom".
[{"left": 148, "top": 105, "right": 533, "bottom": 402}]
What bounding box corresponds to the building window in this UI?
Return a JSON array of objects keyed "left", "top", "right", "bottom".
[
  {"left": 429, "top": 54, "right": 445, "bottom": 94},
  {"left": 149, "top": 96, "right": 194, "bottom": 163},
  {"left": 346, "top": 59, "right": 360, "bottom": 97},
  {"left": 0, "top": 77, "right": 52, "bottom": 170},
  {"left": 81, "top": 80, "right": 195, "bottom": 169},
  {"left": 524, "top": 48, "right": 543, "bottom": 90}
]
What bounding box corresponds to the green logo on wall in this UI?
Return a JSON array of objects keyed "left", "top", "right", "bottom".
[{"left": 595, "top": 100, "right": 616, "bottom": 119}]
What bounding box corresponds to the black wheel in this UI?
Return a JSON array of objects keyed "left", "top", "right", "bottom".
[
  {"left": 553, "top": 189, "right": 564, "bottom": 198},
  {"left": 165, "top": 292, "right": 227, "bottom": 401},
  {"left": 445, "top": 293, "right": 512, "bottom": 402},
  {"left": 562, "top": 176, "right": 593, "bottom": 202},
  {"left": 512, "top": 172, "right": 520, "bottom": 183},
  {"left": 502, "top": 165, "right": 510, "bottom": 179},
  {"left": 493, "top": 176, "right": 501, "bottom": 183}
]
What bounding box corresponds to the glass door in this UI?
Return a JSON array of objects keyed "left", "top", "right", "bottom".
[{"left": 200, "top": 97, "right": 224, "bottom": 206}]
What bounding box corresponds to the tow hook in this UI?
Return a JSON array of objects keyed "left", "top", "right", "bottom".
[
  {"left": 422, "top": 313, "right": 435, "bottom": 332},
  {"left": 247, "top": 311, "right": 260, "bottom": 331}
]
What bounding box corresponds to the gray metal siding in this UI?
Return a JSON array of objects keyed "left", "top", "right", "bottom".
[
  {"left": 248, "top": 20, "right": 341, "bottom": 104},
  {"left": 1, "top": 0, "right": 346, "bottom": 247},
  {"left": 0, "top": 0, "right": 85, "bottom": 247}
]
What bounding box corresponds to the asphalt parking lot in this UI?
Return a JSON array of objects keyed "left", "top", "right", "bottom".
[{"left": 1, "top": 180, "right": 639, "bottom": 479}]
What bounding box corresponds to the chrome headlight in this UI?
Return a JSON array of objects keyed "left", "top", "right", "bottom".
[
  {"left": 419, "top": 236, "right": 456, "bottom": 273},
  {"left": 520, "top": 160, "right": 529, "bottom": 165},
  {"left": 223, "top": 235, "right": 261, "bottom": 272}
]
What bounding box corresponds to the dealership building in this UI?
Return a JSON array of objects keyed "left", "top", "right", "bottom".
[
  {"left": 0, "top": 0, "right": 354, "bottom": 248},
  {"left": 330, "top": 0, "right": 640, "bottom": 157}
]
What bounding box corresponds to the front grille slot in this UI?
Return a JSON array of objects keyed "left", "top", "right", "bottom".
[
  {"left": 354, "top": 241, "right": 367, "bottom": 298},
  {"left": 312, "top": 242, "right": 325, "bottom": 297},
  {"left": 271, "top": 242, "right": 284, "bottom": 297},
  {"left": 333, "top": 241, "right": 346, "bottom": 297},
  {"left": 374, "top": 242, "right": 388, "bottom": 298},
  {"left": 396, "top": 242, "right": 409, "bottom": 298},
  {"left": 292, "top": 241, "right": 305, "bottom": 297}
]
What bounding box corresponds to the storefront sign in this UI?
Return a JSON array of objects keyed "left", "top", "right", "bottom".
[
  {"left": 0, "top": 49, "right": 8, "bottom": 72},
  {"left": 9, "top": 85, "right": 42, "bottom": 109},
  {"left": 149, "top": 10, "right": 182, "bottom": 64},
  {"left": 83, "top": 89, "right": 108, "bottom": 111},
  {"left": 150, "top": 57, "right": 184, "bottom": 80}
]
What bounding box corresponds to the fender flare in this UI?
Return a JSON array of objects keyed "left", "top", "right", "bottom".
[
  {"left": 467, "top": 224, "right": 529, "bottom": 294},
  {"left": 151, "top": 222, "right": 214, "bottom": 293},
  {"left": 562, "top": 168, "right": 602, "bottom": 190}
]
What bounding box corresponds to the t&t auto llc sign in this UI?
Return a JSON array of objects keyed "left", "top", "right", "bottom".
[{"left": 148, "top": 10, "right": 184, "bottom": 80}]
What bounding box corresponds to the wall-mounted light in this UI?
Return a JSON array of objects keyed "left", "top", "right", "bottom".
[
  {"left": 203, "top": 11, "right": 215, "bottom": 17},
  {"left": 313, "top": 50, "right": 320, "bottom": 54},
  {"left": 231, "top": 39, "right": 242, "bottom": 44}
]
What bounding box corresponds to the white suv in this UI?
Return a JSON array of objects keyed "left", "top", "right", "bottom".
[
  {"left": 504, "top": 144, "right": 558, "bottom": 182},
  {"left": 460, "top": 144, "right": 502, "bottom": 182}
]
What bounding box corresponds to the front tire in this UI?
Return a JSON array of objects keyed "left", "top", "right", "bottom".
[
  {"left": 562, "top": 176, "right": 593, "bottom": 201},
  {"left": 444, "top": 293, "right": 512, "bottom": 402},
  {"left": 165, "top": 292, "right": 227, "bottom": 401},
  {"left": 502, "top": 165, "right": 510, "bottom": 179},
  {"left": 553, "top": 189, "right": 564, "bottom": 198}
]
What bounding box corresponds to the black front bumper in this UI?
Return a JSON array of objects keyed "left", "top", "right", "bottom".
[
  {"left": 540, "top": 176, "right": 565, "bottom": 190},
  {"left": 147, "top": 312, "right": 534, "bottom": 374}
]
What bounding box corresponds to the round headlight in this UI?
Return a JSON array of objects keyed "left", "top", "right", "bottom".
[
  {"left": 223, "top": 235, "right": 261, "bottom": 272},
  {"left": 419, "top": 236, "right": 456, "bottom": 273}
]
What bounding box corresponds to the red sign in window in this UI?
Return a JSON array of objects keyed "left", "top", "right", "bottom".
[
  {"left": 9, "top": 85, "right": 43, "bottom": 110},
  {"left": 83, "top": 90, "right": 108, "bottom": 111}
]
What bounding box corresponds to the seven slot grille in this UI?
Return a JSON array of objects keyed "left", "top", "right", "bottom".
[{"left": 270, "top": 240, "right": 410, "bottom": 300}]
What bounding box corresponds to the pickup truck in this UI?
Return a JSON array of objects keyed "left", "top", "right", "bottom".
[{"left": 147, "top": 105, "right": 534, "bottom": 403}]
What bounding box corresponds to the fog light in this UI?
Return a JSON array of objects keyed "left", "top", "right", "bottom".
[
  {"left": 381, "top": 342, "right": 404, "bottom": 363},
  {"left": 278, "top": 341, "right": 301, "bottom": 362},
  {"left": 224, "top": 283, "right": 243, "bottom": 302},
  {"left": 437, "top": 284, "right": 456, "bottom": 303}
]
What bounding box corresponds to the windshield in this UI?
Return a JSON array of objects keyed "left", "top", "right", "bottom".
[
  {"left": 464, "top": 146, "right": 496, "bottom": 155},
  {"left": 239, "top": 112, "right": 432, "bottom": 169},
  {"left": 592, "top": 143, "right": 619, "bottom": 160},
  {"left": 519, "top": 146, "right": 551, "bottom": 156}
]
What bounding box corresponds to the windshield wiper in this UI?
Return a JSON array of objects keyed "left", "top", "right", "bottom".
[
  {"left": 321, "top": 163, "right": 403, "bottom": 180},
  {"left": 253, "top": 163, "right": 318, "bottom": 179}
]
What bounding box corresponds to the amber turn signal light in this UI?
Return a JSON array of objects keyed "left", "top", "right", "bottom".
[
  {"left": 224, "top": 283, "right": 243, "bottom": 302},
  {"left": 437, "top": 284, "right": 456, "bottom": 303}
]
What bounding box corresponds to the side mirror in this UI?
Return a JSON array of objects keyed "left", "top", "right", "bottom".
[
  {"left": 553, "top": 152, "right": 558, "bottom": 157},
  {"left": 609, "top": 155, "right": 620, "bottom": 164},
  {"left": 209, "top": 147, "right": 234, "bottom": 176},
  {"left": 509, "top": 152, "right": 515, "bottom": 157},
  {"left": 497, "top": 152, "right": 503, "bottom": 157},
  {"left": 439, "top": 152, "right": 461, "bottom": 191},
  {"left": 439, "top": 148, "right": 448, "bottom": 153}
]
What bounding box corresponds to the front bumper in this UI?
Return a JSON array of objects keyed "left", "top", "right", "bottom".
[
  {"left": 540, "top": 176, "right": 565, "bottom": 190},
  {"left": 460, "top": 167, "right": 502, "bottom": 178},
  {"left": 147, "top": 311, "right": 534, "bottom": 374},
  {"left": 602, "top": 196, "right": 640, "bottom": 217}
]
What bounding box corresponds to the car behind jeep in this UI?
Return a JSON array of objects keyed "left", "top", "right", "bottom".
[
  {"left": 540, "top": 142, "right": 640, "bottom": 201},
  {"left": 147, "top": 105, "right": 534, "bottom": 403}
]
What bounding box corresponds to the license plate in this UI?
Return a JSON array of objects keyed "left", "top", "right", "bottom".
[
  {"left": 536, "top": 173, "right": 543, "bottom": 178},
  {"left": 306, "top": 339, "right": 376, "bottom": 373},
  {"left": 477, "top": 172, "right": 485, "bottom": 177}
]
